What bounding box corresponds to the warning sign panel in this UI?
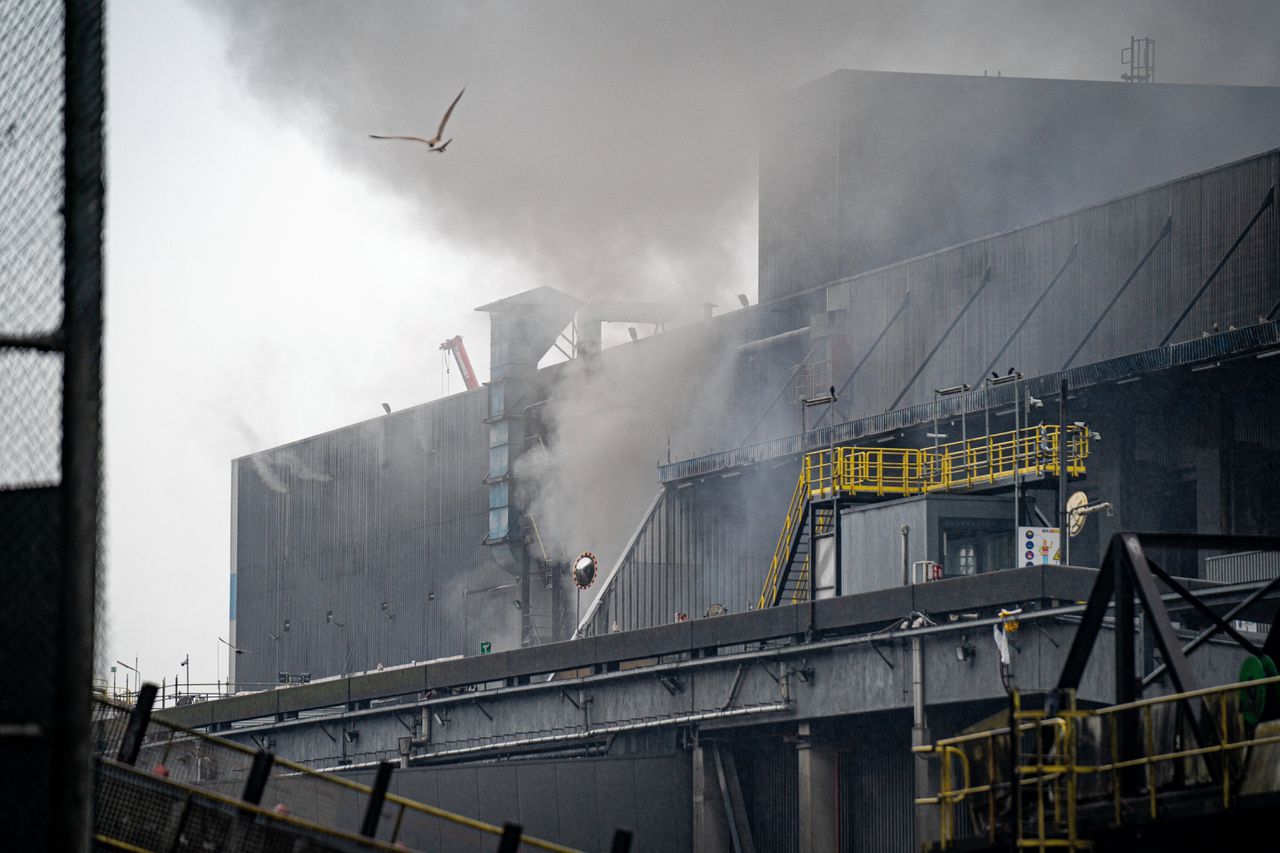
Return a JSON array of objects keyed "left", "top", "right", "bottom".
[{"left": 1018, "top": 527, "right": 1061, "bottom": 566}]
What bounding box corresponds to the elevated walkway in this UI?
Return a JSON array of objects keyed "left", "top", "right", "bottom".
[{"left": 759, "top": 424, "right": 1089, "bottom": 608}]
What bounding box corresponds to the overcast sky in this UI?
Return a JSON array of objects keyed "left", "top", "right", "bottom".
[{"left": 102, "top": 1, "right": 1280, "bottom": 692}]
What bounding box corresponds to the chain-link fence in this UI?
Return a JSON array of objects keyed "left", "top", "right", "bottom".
[
  {"left": 92, "top": 696, "right": 583, "bottom": 852},
  {"left": 0, "top": 0, "right": 104, "bottom": 850}
]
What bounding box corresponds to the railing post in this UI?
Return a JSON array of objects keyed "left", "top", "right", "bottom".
[
  {"left": 116, "top": 682, "right": 157, "bottom": 765},
  {"left": 609, "top": 828, "right": 634, "bottom": 853},
  {"left": 242, "top": 750, "right": 274, "bottom": 806},
  {"left": 360, "top": 761, "right": 395, "bottom": 838},
  {"left": 497, "top": 822, "right": 522, "bottom": 852}
]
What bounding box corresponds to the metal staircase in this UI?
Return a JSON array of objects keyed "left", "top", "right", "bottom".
[{"left": 758, "top": 424, "right": 1091, "bottom": 609}]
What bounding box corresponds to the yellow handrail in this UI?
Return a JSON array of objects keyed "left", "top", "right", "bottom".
[
  {"left": 917, "top": 673, "right": 1280, "bottom": 850},
  {"left": 758, "top": 424, "right": 1090, "bottom": 609}
]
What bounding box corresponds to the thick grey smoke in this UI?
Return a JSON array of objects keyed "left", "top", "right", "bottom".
[
  {"left": 194, "top": 1, "right": 1280, "bottom": 305},
  {"left": 515, "top": 322, "right": 741, "bottom": 570}
]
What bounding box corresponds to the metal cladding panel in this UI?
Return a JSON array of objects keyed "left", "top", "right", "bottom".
[
  {"left": 391, "top": 769, "right": 442, "bottom": 851},
  {"left": 593, "top": 760, "right": 639, "bottom": 852},
  {"left": 761, "top": 70, "right": 1280, "bottom": 302},
  {"left": 813, "top": 585, "right": 914, "bottom": 632},
  {"left": 839, "top": 717, "right": 914, "bottom": 853},
  {"left": 474, "top": 764, "right": 519, "bottom": 836},
  {"left": 912, "top": 567, "right": 1043, "bottom": 614},
  {"left": 431, "top": 766, "right": 483, "bottom": 852},
  {"left": 1204, "top": 551, "right": 1280, "bottom": 583},
  {"left": 828, "top": 149, "right": 1280, "bottom": 413},
  {"left": 553, "top": 760, "right": 600, "bottom": 852},
  {"left": 594, "top": 621, "right": 691, "bottom": 662},
  {"left": 233, "top": 388, "right": 519, "bottom": 685},
  {"left": 513, "top": 763, "right": 562, "bottom": 844},
  {"left": 589, "top": 463, "right": 798, "bottom": 635},
  {"left": 347, "top": 666, "right": 426, "bottom": 703},
  {"left": 690, "top": 605, "right": 801, "bottom": 647},
  {"left": 631, "top": 755, "right": 691, "bottom": 852},
  {"left": 735, "top": 738, "right": 799, "bottom": 853},
  {"left": 278, "top": 678, "right": 346, "bottom": 713}
]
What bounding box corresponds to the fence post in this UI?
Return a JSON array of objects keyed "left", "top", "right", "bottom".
[
  {"left": 242, "top": 750, "right": 274, "bottom": 806},
  {"left": 116, "top": 683, "right": 157, "bottom": 765},
  {"left": 360, "top": 761, "right": 395, "bottom": 838},
  {"left": 497, "top": 822, "right": 522, "bottom": 852}
]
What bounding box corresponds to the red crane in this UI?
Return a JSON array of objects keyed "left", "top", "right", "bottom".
[{"left": 439, "top": 335, "right": 479, "bottom": 391}]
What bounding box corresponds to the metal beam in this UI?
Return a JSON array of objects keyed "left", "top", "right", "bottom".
[
  {"left": 889, "top": 267, "right": 992, "bottom": 410},
  {"left": 241, "top": 750, "right": 274, "bottom": 805},
  {"left": 1161, "top": 186, "right": 1274, "bottom": 346},
  {"left": 360, "top": 761, "right": 396, "bottom": 838},
  {"left": 1144, "top": 560, "right": 1263, "bottom": 656},
  {"left": 1054, "top": 544, "right": 1117, "bottom": 692},
  {"left": 1121, "top": 535, "right": 1218, "bottom": 773},
  {"left": 1062, "top": 215, "right": 1171, "bottom": 369},
  {"left": 1141, "top": 571, "right": 1280, "bottom": 687},
  {"left": 974, "top": 243, "right": 1077, "bottom": 387},
  {"left": 813, "top": 289, "right": 912, "bottom": 430}
]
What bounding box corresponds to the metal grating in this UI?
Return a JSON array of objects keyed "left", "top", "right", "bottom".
[{"left": 0, "top": 1, "right": 105, "bottom": 850}]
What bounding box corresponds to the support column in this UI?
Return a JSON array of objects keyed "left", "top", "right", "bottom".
[
  {"left": 797, "top": 722, "right": 838, "bottom": 853},
  {"left": 692, "top": 740, "right": 732, "bottom": 853},
  {"left": 911, "top": 637, "right": 938, "bottom": 848}
]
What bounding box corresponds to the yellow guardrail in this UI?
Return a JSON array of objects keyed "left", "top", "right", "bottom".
[
  {"left": 758, "top": 425, "right": 1090, "bottom": 608},
  {"left": 820, "top": 424, "right": 1089, "bottom": 498},
  {"left": 915, "top": 674, "right": 1280, "bottom": 850}
]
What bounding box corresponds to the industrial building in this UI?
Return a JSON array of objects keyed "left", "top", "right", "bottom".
[{"left": 161, "top": 70, "right": 1280, "bottom": 851}]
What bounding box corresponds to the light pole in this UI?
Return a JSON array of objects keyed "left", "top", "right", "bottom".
[
  {"left": 115, "top": 659, "right": 139, "bottom": 701},
  {"left": 218, "top": 637, "right": 250, "bottom": 695},
  {"left": 326, "top": 610, "right": 349, "bottom": 675}
]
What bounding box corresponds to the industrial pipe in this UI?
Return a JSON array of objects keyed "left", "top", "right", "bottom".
[
  {"left": 912, "top": 636, "right": 925, "bottom": 731},
  {"left": 393, "top": 702, "right": 791, "bottom": 766},
  {"left": 901, "top": 525, "right": 910, "bottom": 586}
]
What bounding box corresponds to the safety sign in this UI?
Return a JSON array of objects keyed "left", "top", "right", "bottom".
[{"left": 1018, "top": 526, "right": 1061, "bottom": 566}]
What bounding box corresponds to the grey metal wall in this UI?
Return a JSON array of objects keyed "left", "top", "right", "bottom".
[
  {"left": 233, "top": 388, "right": 519, "bottom": 687},
  {"left": 587, "top": 463, "right": 797, "bottom": 634},
  {"left": 760, "top": 70, "right": 1280, "bottom": 302},
  {"left": 235, "top": 146, "right": 1280, "bottom": 676},
  {"left": 838, "top": 716, "right": 914, "bottom": 853},
  {"left": 823, "top": 148, "right": 1280, "bottom": 413},
  {"left": 1204, "top": 551, "right": 1280, "bottom": 583},
  {"left": 325, "top": 754, "right": 691, "bottom": 853}
]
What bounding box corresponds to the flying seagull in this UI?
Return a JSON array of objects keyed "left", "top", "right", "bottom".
[
  {"left": 428, "top": 138, "right": 452, "bottom": 153},
  {"left": 369, "top": 86, "right": 465, "bottom": 149}
]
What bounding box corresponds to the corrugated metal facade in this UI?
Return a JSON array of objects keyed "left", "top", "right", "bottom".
[
  {"left": 839, "top": 719, "right": 914, "bottom": 853},
  {"left": 733, "top": 739, "right": 799, "bottom": 853},
  {"left": 235, "top": 144, "right": 1280, "bottom": 677},
  {"left": 760, "top": 70, "right": 1280, "bottom": 302},
  {"left": 1204, "top": 551, "right": 1280, "bottom": 584},
  {"left": 823, "top": 149, "right": 1280, "bottom": 413},
  {"left": 586, "top": 151, "right": 1280, "bottom": 633},
  {"left": 587, "top": 466, "right": 796, "bottom": 634},
  {"left": 232, "top": 388, "right": 520, "bottom": 688},
  {"left": 286, "top": 752, "right": 692, "bottom": 853}
]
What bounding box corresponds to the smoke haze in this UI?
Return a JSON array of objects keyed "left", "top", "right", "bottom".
[{"left": 196, "top": 1, "right": 1280, "bottom": 306}]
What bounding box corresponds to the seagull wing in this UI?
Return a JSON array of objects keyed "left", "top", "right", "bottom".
[
  {"left": 435, "top": 86, "right": 466, "bottom": 139},
  {"left": 369, "top": 134, "right": 435, "bottom": 145}
]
